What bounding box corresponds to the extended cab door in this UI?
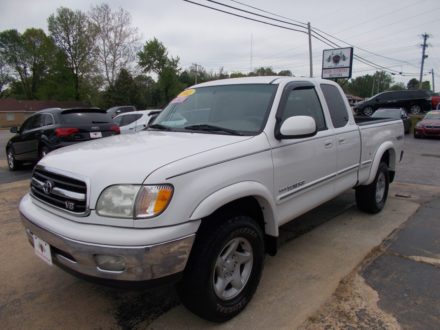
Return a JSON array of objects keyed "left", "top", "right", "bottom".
[
  {"left": 320, "top": 83, "right": 360, "bottom": 194},
  {"left": 270, "top": 82, "right": 337, "bottom": 226}
]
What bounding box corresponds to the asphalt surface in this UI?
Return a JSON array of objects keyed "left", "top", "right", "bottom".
[{"left": 362, "top": 197, "right": 440, "bottom": 329}]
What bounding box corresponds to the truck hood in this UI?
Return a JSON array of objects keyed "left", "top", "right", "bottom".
[{"left": 39, "top": 131, "right": 250, "bottom": 184}]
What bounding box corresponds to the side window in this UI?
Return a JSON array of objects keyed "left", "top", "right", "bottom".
[
  {"left": 20, "top": 116, "right": 36, "bottom": 132},
  {"left": 281, "top": 87, "right": 326, "bottom": 131},
  {"left": 42, "top": 114, "right": 54, "bottom": 126},
  {"left": 120, "top": 114, "right": 142, "bottom": 126},
  {"left": 320, "top": 84, "right": 349, "bottom": 128},
  {"left": 31, "top": 114, "right": 43, "bottom": 129}
]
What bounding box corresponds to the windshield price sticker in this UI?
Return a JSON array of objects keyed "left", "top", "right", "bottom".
[{"left": 170, "top": 88, "right": 196, "bottom": 104}]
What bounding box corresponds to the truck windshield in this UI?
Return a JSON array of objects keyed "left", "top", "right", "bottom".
[{"left": 150, "top": 84, "right": 277, "bottom": 135}]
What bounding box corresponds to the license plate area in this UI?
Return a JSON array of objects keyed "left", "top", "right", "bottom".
[
  {"left": 90, "top": 131, "right": 102, "bottom": 139},
  {"left": 33, "top": 235, "right": 53, "bottom": 265}
]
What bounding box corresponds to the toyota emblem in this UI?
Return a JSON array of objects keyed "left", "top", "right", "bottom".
[{"left": 43, "top": 180, "right": 54, "bottom": 195}]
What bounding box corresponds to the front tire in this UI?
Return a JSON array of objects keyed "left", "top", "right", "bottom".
[
  {"left": 356, "top": 162, "right": 389, "bottom": 214},
  {"left": 39, "top": 145, "right": 50, "bottom": 160},
  {"left": 178, "top": 215, "right": 264, "bottom": 322}
]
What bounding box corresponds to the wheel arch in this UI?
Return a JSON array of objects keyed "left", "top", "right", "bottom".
[
  {"left": 365, "top": 143, "right": 396, "bottom": 185},
  {"left": 189, "top": 181, "right": 278, "bottom": 238}
]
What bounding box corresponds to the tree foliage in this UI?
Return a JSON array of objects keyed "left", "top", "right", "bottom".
[
  {"left": 89, "top": 4, "right": 139, "bottom": 89},
  {"left": 48, "top": 7, "right": 97, "bottom": 100}
]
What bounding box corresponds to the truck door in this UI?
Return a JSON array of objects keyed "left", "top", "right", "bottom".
[
  {"left": 320, "top": 84, "right": 360, "bottom": 194},
  {"left": 270, "top": 82, "right": 337, "bottom": 226}
]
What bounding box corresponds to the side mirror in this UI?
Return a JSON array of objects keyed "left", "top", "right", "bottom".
[
  {"left": 276, "top": 116, "right": 317, "bottom": 140},
  {"left": 10, "top": 127, "right": 18, "bottom": 134}
]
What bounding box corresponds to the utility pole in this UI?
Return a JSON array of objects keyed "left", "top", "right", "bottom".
[
  {"left": 250, "top": 33, "right": 253, "bottom": 74},
  {"left": 192, "top": 63, "right": 199, "bottom": 84},
  {"left": 308, "top": 22, "right": 313, "bottom": 78},
  {"left": 431, "top": 69, "right": 435, "bottom": 93},
  {"left": 419, "top": 33, "right": 429, "bottom": 88}
]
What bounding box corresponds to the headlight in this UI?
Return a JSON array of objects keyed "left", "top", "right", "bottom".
[{"left": 96, "top": 184, "right": 173, "bottom": 219}]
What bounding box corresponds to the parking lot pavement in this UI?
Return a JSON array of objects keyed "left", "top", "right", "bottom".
[{"left": 0, "top": 177, "right": 426, "bottom": 329}]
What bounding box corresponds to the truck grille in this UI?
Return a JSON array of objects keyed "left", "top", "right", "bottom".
[{"left": 31, "top": 167, "right": 88, "bottom": 214}]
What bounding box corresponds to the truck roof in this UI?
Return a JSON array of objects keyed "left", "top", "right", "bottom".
[{"left": 193, "top": 76, "right": 335, "bottom": 88}]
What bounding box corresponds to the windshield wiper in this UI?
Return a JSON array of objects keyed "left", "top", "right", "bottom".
[
  {"left": 148, "top": 123, "right": 172, "bottom": 131},
  {"left": 184, "top": 124, "right": 243, "bottom": 136}
]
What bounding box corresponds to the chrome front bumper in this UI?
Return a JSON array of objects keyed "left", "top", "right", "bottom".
[{"left": 21, "top": 214, "right": 195, "bottom": 281}]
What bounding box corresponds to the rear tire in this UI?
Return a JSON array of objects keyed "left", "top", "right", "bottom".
[
  {"left": 178, "top": 214, "right": 264, "bottom": 322},
  {"left": 409, "top": 104, "right": 422, "bottom": 115},
  {"left": 363, "top": 107, "right": 374, "bottom": 116},
  {"left": 356, "top": 162, "right": 389, "bottom": 214},
  {"left": 7, "top": 148, "right": 20, "bottom": 171}
]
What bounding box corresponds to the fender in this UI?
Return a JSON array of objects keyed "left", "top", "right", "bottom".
[
  {"left": 365, "top": 141, "right": 396, "bottom": 185},
  {"left": 189, "top": 181, "right": 279, "bottom": 237}
]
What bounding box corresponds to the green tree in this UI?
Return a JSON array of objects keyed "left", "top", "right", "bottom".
[
  {"left": 0, "top": 28, "right": 54, "bottom": 99},
  {"left": 407, "top": 78, "right": 419, "bottom": 89},
  {"left": 89, "top": 3, "right": 139, "bottom": 89},
  {"left": 251, "top": 67, "right": 276, "bottom": 76},
  {"left": 48, "top": 7, "right": 97, "bottom": 100},
  {"left": 388, "top": 82, "right": 406, "bottom": 91},
  {"left": 138, "top": 38, "right": 178, "bottom": 76},
  {"left": 278, "top": 70, "right": 293, "bottom": 76},
  {"left": 137, "top": 38, "right": 182, "bottom": 106},
  {"left": 347, "top": 71, "right": 394, "bottom": 97},
  {"left": 0, "top": 51, "right": 12, "bottom": 97}
]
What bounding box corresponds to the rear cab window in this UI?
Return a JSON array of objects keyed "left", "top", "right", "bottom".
[{"left": 320, "top": 84, "right": 349, "bottom": 128}]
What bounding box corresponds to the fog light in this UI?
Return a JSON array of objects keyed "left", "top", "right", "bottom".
[{"left": 94, "top": 254, "right": 126, "bottom": 272}]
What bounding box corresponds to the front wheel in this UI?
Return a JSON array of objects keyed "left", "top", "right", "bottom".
[
  {"left": 355, "top": 162, "right": 389, "bottom": 214},
  {"left": 178, "top": 215, "right": 264, "bottom": 322}
]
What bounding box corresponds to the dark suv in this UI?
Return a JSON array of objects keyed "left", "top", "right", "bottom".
[
  {"left": 354, "top": 90, "right": 432, "bottom": 116},
  {"left": 6, "top": 108, "right": 120, "bottom": 171}
]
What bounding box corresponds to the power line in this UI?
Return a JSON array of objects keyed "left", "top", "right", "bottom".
[
  {"left": 183, "top": 0, "right": 426, "bottom": 77},
  {"left": 226, "top": 0, "right": 425, "bottom": 74},
  {"left": 182, "top": 0, "right": 308, "bottom": 35}
]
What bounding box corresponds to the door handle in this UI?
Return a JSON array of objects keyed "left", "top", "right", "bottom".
[
  {"left": 324, "top": 141, "right": 333, "bottom": 149},
  {"left": 338, "top": 138, "right": 346, "bottom": 144}
]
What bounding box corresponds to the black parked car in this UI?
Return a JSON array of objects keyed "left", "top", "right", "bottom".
[
  {"left": 371, "top": 108, "right": 410, "bottom": 134},
  {"left": 354, "top": 90, "right": 431, "bottom": 116},
  {"left": 6, "top": 108, "right": 120, "bottom": 171}
]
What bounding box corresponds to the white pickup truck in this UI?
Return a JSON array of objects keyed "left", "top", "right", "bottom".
[{"left": 19, "top": 77, "right": 404, "bottom": 322}]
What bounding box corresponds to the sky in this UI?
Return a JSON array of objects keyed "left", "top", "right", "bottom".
[{"left": 0, "top": 0, "right": 439, "bottom": 89}]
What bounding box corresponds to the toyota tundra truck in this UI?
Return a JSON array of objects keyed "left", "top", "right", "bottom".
[{"left": 19, "top": 77, "right": 404, "bottom": 322}]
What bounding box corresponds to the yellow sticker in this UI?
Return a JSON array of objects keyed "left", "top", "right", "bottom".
[
  {"left": 171, "top": 89, "right": 196, "bottom": 104},
  {"left": 178, "top": 89, "right": 196, "bottom": 97}
]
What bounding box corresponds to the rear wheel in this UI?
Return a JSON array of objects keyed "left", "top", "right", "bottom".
[
  {"left": 7, "top": 148, "right": 20, "bottom": 171},
  {"left": 363, "top": 107, "right": 374, "bottom": 116},
  {"left": 356, "top": 162, "right": 389, "bottom": 214},
  {"left": 409, "top": 104, "right": 422, "bottom": 115},
  {"left": 178, "top": 214, "right": 264, "bottom": 322}
]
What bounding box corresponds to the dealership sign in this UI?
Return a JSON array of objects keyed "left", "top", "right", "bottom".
[{"left": 322, "top": 47, "right": 353, "bottom": 79}]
